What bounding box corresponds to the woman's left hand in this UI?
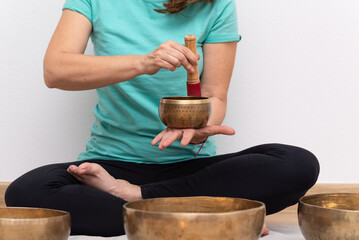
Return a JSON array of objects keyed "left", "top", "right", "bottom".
[{"left": 151, "top": 125, "right": 235, "bottom": 150}]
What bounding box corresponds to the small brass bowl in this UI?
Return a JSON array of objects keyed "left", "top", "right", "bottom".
[
  {"left": 159, "top": 97, "right": 211, "bottom": 129},
  {"left": 0, "top": 207, "right": 71, "bottom": 240},
  {"left": 123, "top": 196, "right": 266, "bottom": 240},
  {"left": 298, "top": 193, "right": 359, "bottom": 240}
]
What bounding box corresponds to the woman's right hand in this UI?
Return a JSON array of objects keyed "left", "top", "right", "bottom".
[{"left": 139, "top": 40, "right": 199, "bottom": 75}]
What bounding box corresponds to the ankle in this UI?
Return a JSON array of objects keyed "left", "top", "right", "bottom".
[
  {"left": 128, "top": 185, "right": 143, "bottom": 201},
  {"left": 112, "top": 180, "right": 143, "bottom": 202}
]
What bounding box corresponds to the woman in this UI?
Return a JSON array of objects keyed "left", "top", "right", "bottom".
[{"left": 5, "top": 0, "right": 319, "bottom": 237}]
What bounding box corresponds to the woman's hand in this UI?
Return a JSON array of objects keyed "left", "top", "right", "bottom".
[
  {"left": 140, "top": 40, "right": 199, "bottom": 75},
  {"left": 151, "top": 125, "right": 235, "bottom": 150}
]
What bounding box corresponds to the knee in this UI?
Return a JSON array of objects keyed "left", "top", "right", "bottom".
[
  {"left": 5, "top": 179, "right": 28, "bottom": 207},
  {"left": 264, "top": 145, "right": 320, "bottom": 213},
  {"left": 283, "top": 144, "right": 320, "bottom": 192},
  {"left": 5, "top": 164, "right": 67, "bottom": 207},
  {"left": 264, "top": 143, "right": 319, "bottom": 191},
  {"left": 5, "top": 168, "right": 48, "bottom": 207}
]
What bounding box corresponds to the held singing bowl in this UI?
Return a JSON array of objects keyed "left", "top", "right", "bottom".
[
  {"left": 298, "top": 193, "right": 359, "bottom": 240},
  {"left": 0, "top": 207, "right": 71, "bottom": 240},
  {"left": 159, "top": 97, "right": 211, "bottom": 129},
  {"left": 123, "top": 196, "right": 266, "bottom": 240}
]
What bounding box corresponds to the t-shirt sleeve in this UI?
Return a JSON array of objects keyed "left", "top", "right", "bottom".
[
  {"left": 204, "top": 0, "right": 241, "bottom": 43},
  {"left": 63, "top": 0, "right": 93, "bottom": 23}
]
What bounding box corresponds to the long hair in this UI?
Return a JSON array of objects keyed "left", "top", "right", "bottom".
[{"left": 155, "top": 0, "right": 215, "bottom": 14}]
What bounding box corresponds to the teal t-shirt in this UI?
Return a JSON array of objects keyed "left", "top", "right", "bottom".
[{"left": 63, "top": 0, "right": 240, "bottom": 164}]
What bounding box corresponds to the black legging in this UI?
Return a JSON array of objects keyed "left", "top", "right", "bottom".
[{"left": 5, "top": 143, "right": 319, "bottom": 237}]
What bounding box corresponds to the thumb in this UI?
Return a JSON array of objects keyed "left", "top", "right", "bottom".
[{"left": 206, "top": 125, "right": 235, "bottom": 136}]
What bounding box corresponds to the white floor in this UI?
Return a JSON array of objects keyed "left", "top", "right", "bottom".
[
  {"left": 69, "top": 225, "right": 305, "bottom": 240},
  {"left": 264, "top": 226, "right": 305, "bottom": 240}
]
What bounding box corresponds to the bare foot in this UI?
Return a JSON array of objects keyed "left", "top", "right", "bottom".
[
  {"left": 67, "top": 162, "right": 270, "bottom": 237},
  {"left": 67, "top": 162, "right": 142, "bottom": 202},
  {"left": 261, "top": 223, "right": 270, "bottom": 237}
]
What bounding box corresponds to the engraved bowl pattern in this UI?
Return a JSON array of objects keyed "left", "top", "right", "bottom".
[{"left": 159, "top": 97, "right": 211, "bottom": 129}]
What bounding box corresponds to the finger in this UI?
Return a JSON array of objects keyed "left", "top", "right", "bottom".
[
  {"left": 169, "top": 41, "right": 198, "bottom": 66},
  {"left": 203, "top": 125, "right": 236, "bottom": 136},
  {"left": 158, "top": 131, "right": 178, "bottom": 150},
  {"left": 157, "top": 58, "right": 177, "bottom": 72},
  {"left": 152, "top": 129, "right": 168, "bottom": 146},
  {"left": 181, "top": 129, "right": 195, "bottom": 146},
  {"left": 159, "top": 51, "right": 182, "bottom": 68},
  {"left": 159, "top": 130, "right": 183, "bottom": 150},
  {"left": 165, "top": 48, "right": 194, "bottom": 73},
  {"left": 217, "top": 125, "right": 236, "bottom": 135}
]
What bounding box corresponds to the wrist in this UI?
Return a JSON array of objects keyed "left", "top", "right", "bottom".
[
  {"left": 134, "top": 55, "right": 147, "bottom": 75},
  {"left": 190, "top": 137, "right": 208, "bottom": 145}
]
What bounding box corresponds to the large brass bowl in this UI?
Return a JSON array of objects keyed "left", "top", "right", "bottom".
[
  {"left": 298, "top": 193, "right": 359, "bottom": 240},
  {"left": 0, "top": 207, "right": 71, "bottom": 240},
  {"left": 159, "top": 97, "right": 211, "bottom": 129},
  {"left": 123, "top": 196, "right": 265, "bottom": 240}
]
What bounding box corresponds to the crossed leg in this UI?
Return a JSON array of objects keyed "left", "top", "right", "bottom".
[
  {"left": 6, "top": 144, "right": 319, "bottom": 237},
  {"left": 68, "top": 162, "right": 270, "bottom": 236}
]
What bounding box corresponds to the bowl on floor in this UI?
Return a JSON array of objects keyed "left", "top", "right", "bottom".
[
  {"left": 298, "top": 193, "right": 359, "bottom": 240},
  {"left": 123, "top": 196, "right": 265, "bottom": 240},
  {"left": 0, "top": 207, "right": 71, "bottom": 240}
]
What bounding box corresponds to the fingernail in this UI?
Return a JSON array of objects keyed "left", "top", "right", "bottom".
[{"left": 190, "top": 67, "right": 194, "bottom": 73}]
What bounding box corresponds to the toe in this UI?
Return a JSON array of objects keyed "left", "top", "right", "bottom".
[
  {"left": 78, "top": 162, "right": 102, "bottom": 176},
  {"left": 78, "top": 162, "right": 92, "bottom": 174},
  {"left": 67, "top": 165, "right": 78, "bottom": 174},
  {"left": 261, "top": 223, "right": 270, "bottom": 237},
  {"left": 67, "top": 165, "right": 83, "bottom": 182}
]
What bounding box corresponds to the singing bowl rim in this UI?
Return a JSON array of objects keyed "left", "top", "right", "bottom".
[
  {"left": 123, "top": 196, "right": 265, "bottom": 216},
  {"left": 0, "top": 207, "right": 70, "bottom": 221},
  {"left": 299, "top": 193, "right": 359, "bottom": 213},
  {"left": 160, "top": 96, "right": 211, "bottom": 105}
]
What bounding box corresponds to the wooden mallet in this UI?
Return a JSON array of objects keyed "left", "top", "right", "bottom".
[{"left": 185, "top": 35, "right": 201, "bottom": 97}]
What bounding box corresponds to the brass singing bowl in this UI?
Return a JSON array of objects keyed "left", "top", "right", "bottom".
[
  {"left": 298, "top": 193, "right": 359, "bottom": 240},
  {"left": 159, "top": 97, "right": 211, "bottom": 129},
  {"left": 123, "top": 196, "right": 266, "bottom": 240},
  {"left": 0, "top": 207, "right": 71, "bottom": 240}
]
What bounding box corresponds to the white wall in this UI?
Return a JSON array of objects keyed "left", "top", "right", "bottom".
[{"left": 0, "top": 0, "right": 358, "bottom": 183}]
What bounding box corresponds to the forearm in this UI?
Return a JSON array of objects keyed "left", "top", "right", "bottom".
[
  {"left": 44, "top": 53, "right": 143, "bottom": 90},
  {"left": 207, "top": 96, "right": 227, "bottom": 126},
  {"left": 44, "top": 9, "right": 199, "bottom": 91},
  {"left": 200, "top": 42, "right": 236, "bottom": 127}
]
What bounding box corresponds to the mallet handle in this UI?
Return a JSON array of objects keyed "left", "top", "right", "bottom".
[{"left": 185, "top": 35, "right": 199, "bottom": 84}]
